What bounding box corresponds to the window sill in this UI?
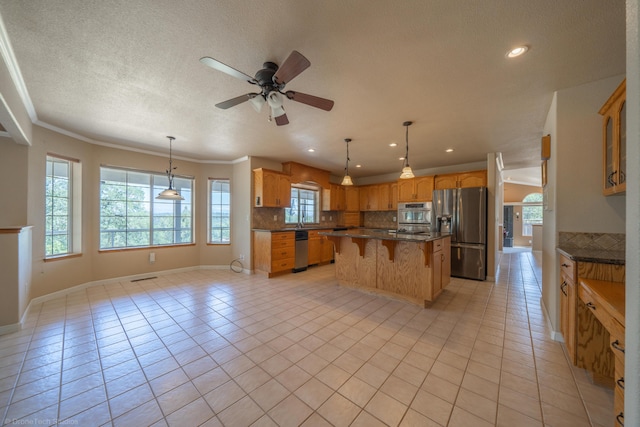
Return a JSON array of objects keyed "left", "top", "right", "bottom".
[
  {"left": 44, "top": 253, "right": 82, "bottom": 262},
  {"left": 207, "top": 242, "right": 231, "bottom": 246},
  {"left": 99, "top": 243, "right": 196, "bottom": 253}
]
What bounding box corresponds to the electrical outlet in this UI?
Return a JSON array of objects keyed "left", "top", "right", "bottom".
[
  {"left": 329, "top": 216, "right": 332, "bottom": 221},
  {"left": 322, "top": 216, "right": 325, "bottom": 221},
  {"left": 393, "top": 216, "right": 396, "bottom": 222},
  {"left": 149, "top": 252, "right": 155, "bottom": 263},
  {"left": 273, "top": 215, "right": 277, "bottom": 221},
  {"left": 239, "top": 254, "right": 244, "bottom": 260}
]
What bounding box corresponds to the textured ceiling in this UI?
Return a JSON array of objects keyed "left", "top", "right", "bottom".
[{"left": 0, "top": 0, "right": 626, "bottom": 182}]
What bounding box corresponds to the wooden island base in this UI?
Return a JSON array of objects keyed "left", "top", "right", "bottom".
[{"left": 325, "top": 234, "right": 451, "bottom": 308}]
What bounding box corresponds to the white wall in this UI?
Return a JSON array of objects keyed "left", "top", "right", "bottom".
[
  {"left": 542, "top": 75, "right": 627, "bottom": 336},
  {"left": 625, "top": 0, "right": 639, "bottom": 422}
]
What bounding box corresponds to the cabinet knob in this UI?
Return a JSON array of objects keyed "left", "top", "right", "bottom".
[
  {"left": 560, "top": 281, "right": 567, "bottom": 296},
  {"left": 561, "top": 263, "right": 570, "bottom": 267},
  {"left": 616, "top": 412, "right": 624, "bottom": 426},
  {"left": 616, "top": 377, "right": 624, "bottom": 390},
  {"left": 585, "top": 302, "right": 596, "bottom": 310}
]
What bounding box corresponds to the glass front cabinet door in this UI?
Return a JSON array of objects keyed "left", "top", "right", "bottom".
[{"left": 599, "top": 79, "right": 626, "bottom": 196}]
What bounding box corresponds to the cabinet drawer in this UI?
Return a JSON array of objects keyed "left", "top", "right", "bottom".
[
  {"left": 271, "top": 258, "right": 294, "bottom": 272},
  {"left": 272, "top": 246, "right": 295, "bottom": 261},
  {"left": 433, "top": 239, "right": 443, "bottom": 251},
  {"left": 614, "top": 385, "right": 624, "bottom": 426},
  {"left": 559, "top": 255, "right": 576, "bottom": 282},
  {"left": 610, "top": 317, "right": 626, "bottom": 362},
  {"left": 271, "top": 239, "right": 294, "bottom": 250},
  {"left": 578, "top": 283, "right": 610, "bottom": 327},
  {"left": 272, "top": 232, "right": 294, "bottom": 242},
  {"left": 308, "top": 230, "right": 322, "bottom": 239}
]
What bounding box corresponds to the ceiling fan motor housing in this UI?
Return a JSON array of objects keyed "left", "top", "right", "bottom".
[{"left": 255, "top": 62, "right": 279, "bottom": 92}]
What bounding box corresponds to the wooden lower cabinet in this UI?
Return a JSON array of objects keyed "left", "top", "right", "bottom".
[
  {"left": 432, "top": 236, "right": 451, "bottom": 297},
  {"left": 558, "top": 250, "right": 626, "bottom": 426},
  {"left": 609, "top": 318, "right": 625, "bottom": 425},
  {"left": 253, "top": 231, "right": 295, "bottom": 277},
  {"left": 308, "top": 229, "right": 334, "bottom": 265}
]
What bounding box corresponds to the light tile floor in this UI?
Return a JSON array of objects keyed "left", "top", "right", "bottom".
[{"left": 0, "top": 249, "right": 613, "bottom": 426}]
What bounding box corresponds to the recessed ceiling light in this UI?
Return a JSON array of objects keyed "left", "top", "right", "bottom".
[
  {"left": 389, "top": 143, "right": 397, "bottom": 147},
  {"left": 445, "top": 148, "right": 454, "bottom": 153},
  {"left": 399, "top": 157, "right": 405, "bottom": 161},
  {"left": 355, "top": 164, "right": 362, "bottom": 168},
  {"left": 507, "top": 45, "right": 529, "bottom": 58},
  {"left": 307, "top": 148, "right": 315, "bottom": 152}
]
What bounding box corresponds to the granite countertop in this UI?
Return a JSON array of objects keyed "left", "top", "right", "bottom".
[
  {"left": 319, "top": 228, "right": 449, "bottom": 243},
  {"left": 253, "top": 226, "right": 349, "bottom": 232},
  {"left": 556, "top": 246, "right": 625, "bottom": 265}
]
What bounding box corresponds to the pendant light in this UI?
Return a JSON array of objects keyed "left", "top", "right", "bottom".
[
  {"left": 341, "top": 138, "right": 354, "bottom": 186},
  {"left": 156, "top": 136, "right": 184, "bottom": 200},
  {"left": 399, "top": 121, "right": 415, "bottom": 179}
]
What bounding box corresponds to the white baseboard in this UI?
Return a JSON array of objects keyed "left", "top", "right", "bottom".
[
  {"left": 540, "top": 296, "right": 563, "bottom": 342},
  {"left": 0, "top": 322, "right": 21, "bottom": 335}
]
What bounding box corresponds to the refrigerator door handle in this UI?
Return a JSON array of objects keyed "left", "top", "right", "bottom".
[{"left": 451, "top": 242, "right": 486, "bottom": 249}]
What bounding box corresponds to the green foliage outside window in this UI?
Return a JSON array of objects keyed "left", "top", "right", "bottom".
[{"left": 99, "top": 167, "right": 193, "bottom": 249}]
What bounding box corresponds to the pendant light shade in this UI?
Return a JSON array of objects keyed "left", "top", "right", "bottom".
[
  {"left": 267, "top": 91, "right": 286, "bottom": 117},
  {"left": 156, "top": 136, "right": 184, "bottom": 200},
  {"left": 399, "top": 121, "right": 415, "bottom": 179},
  {"left": 249, "top": 94, "right": 265, "bottom": 112},
  {"left": 341, "top": 138, "right": 354, "bottom": 186}
]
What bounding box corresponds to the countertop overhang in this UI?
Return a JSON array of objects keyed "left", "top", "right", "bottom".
[
  {"left": 319, "top": 228, "right": 449, "bottom": 243},
  {"left": 556, "top": 246, "right": 625, "bottom": 265}
]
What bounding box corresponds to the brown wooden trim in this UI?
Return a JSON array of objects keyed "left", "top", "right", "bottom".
[
  {"left": 44, "top": 253, "right": 83, "bottom": 262},
  {"left": 380, "top": 240, "right": 396, "bottom": 262},
  {"left": 47, "top": 153, "right": 80, "bottom": 163},
  {"left": 99, "top": 243, "right": 196, "bottom": 253},
  {"left": 206, "top": 242, "right": 231, "bottom": 246},
  {"left": 0, "top": 226, "right": 33, "bottom": 234}
]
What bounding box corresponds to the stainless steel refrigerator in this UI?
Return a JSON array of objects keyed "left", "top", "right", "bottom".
[{"left": 432, "top": 187, "right": 487, "bottom": 280}]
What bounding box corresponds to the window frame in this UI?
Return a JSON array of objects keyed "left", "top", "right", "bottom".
[
  {"left": 521, "top": 193, "right": 543, "bottom": 237},
  {"left": 99, "top": 165, "right": 194, "bottom": 250},
  {"left": 208, "top": 178, "right": 231, "bottom": 245},
  {"left": 45, "top": 154, "right": 81, "bottom": 259},
  {"left": 285, "top": 185, "right": 320, "bottom": 225}
]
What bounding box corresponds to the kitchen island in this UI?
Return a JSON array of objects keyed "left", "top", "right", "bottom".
[{"left": 320, "top": 229, "right": 451, "bottom": 307}]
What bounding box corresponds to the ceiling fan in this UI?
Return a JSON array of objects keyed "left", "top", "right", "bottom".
[{"left": 200, "top": 51, "right": 334, "bottom": 126}]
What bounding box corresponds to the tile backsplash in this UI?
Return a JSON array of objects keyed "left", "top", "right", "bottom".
[{"left": 558, "top": 232, "right": 625, "bottom": 251}]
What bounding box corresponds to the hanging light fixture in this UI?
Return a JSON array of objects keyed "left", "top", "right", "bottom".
[
  {"left": 341, "top": 138, "right": 354, "bottom": 186},
  {"left": 156, "top": 136, "right": 184, "bottom": 200},
  {"left": 399, "top": 121, "right": 415, "bottom": 179}
]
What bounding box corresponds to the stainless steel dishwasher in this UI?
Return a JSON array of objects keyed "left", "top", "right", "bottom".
[{"left": 293, "top": 230, "right": 308, "bottom": 273}]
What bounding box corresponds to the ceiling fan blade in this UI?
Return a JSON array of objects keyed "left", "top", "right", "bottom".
[
  {"left": 200, "top": 57, "right": 257, "bottom": 84},
  {"left": 215, "top": 93, "right": 257, "bottom": 109},
  {"left": 285, "top": 91, "right": 334, "bottom": 111},
  {"left": 273, "top": 51, "right": 310, "bottom": 86},
  {"left": 275, "top": 114, "right": 289, "bottom": 126}
]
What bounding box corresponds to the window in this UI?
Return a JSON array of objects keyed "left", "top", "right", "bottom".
[
  {"left": 99, "top": 166, "right": 193, "bottom": 249},
  {"left": 286, "top": 186, "right": 319, "bottom": 225},
  {"left": 45, "top": 155, "right": 75, "bottom": 257},
  {"left": 209, "top": 178, "right": 230, "bottom": 243},
  {"left": 522, "top": 193, "right": 543, "bottom": 236}
]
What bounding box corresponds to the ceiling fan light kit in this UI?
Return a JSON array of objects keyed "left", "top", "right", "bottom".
[
  {"left": 156, "top": 136, "right": 184, "bottom": 200},
  {"left": 200, "top": 50, "right": 334, "bottom": 126},
  {"left": 341, "top": 138, "right": 354, "bottom": 186},
  {"left": 399, "top": 121, "right": 415, "bottom": 179}
]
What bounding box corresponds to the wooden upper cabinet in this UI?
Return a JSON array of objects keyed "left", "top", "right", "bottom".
[
  {"left": 397, "top": 176, "right": 434, "bottom": 202},
  {"left": 359, "top": 185, "right": 380, "bottom": 211},
  {"left": 253, "top": 168, "right": 291, "bottom": 208},
  {"left": 345, "top": 186, "right": 360, "bottom": 212},
  {"left": 322, "top": 184, "right": 346, "bottom": 211},
  {"left": 377, "top": 183, "right": 391, "bottom": 211},
  {"left": 599, "top": 79, "right": 626, "bottom": 196},
  {"left": 434, "top": 170, "right": 487, "bottom": 190}
]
